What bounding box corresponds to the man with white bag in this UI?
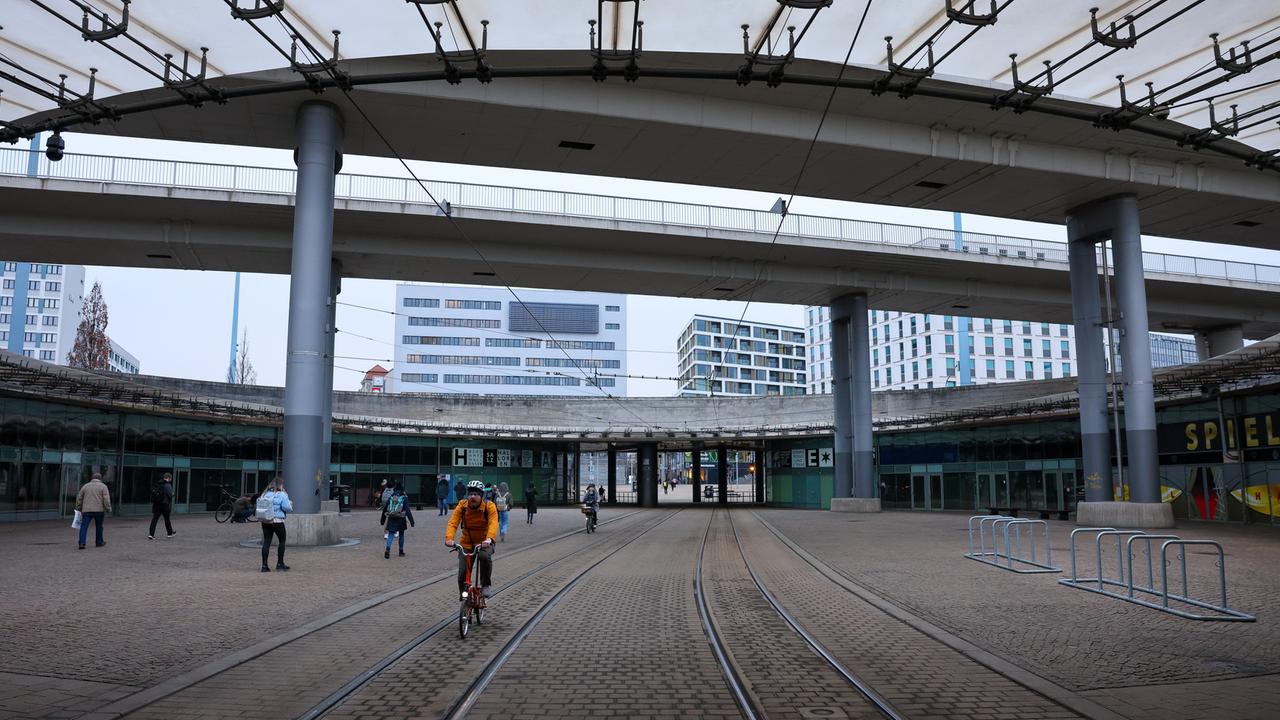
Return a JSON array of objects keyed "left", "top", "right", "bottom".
[{"left": 74, "top": 472, "right": 111, "bottom": 549}]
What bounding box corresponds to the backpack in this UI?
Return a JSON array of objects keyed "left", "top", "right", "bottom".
[
  {"left": 495, "top": 493, "right": 509, "bottom": 512},
  {"left": 151, "top": 482, "right": 167, "bottom": 505},
  {"left": 386, "top": 493, "right": 406, "bottom": 519},
  {"left": 256, "top": 493, "right": 275, "bottom": 522}
]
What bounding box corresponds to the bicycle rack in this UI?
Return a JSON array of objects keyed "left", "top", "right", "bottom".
[
  {"left": 964, "top": 515, "right": 1060, "bottom": 573},
  {"left": 1058, "top": 528, "right": 1255, "bottom": 621}
]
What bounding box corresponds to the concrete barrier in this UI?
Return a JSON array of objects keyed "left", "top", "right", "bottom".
[
  {"left": 830, "top": 497, "right": 881, "bottom": 513},
  {"left": 1076, "top": 501, "right": 1174, "bottom": 529},
  {"left": 319, "top": 500, "right": 339, "bottom": 513},
  {"left": 283, "top": 512, "right": 342, "bottom": 546}
]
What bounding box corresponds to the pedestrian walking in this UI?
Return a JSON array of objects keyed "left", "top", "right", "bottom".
[
  {"left": 148, "top": 472, "right": 176, "bottom": 540},
  {"left": 381, "top": 483, "right": 415, "bottom": 558},
  {"left": 453, "top": 479, "right": 464, "bottom": 506},
  {"left": 525, "top": 484, "right": 538, "bottom": 525},
  {"left": 258, "top": 476, "right": 293, "bottom": 572},
  {"left": 435, "top": 476, "right": 450, "bottom": 516},
  {"left": 371, "top": 478, "right": 388, "bottom": 510},
  {"left": 495, "top": 482, "right": 513, "bottom": 541},
  {"left": 75, "top": 472, "right": 111, "bottom": 549}
]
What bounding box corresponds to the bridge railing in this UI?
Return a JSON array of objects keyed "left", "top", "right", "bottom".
[{"left": 4, "top": 147, "right": 1278, "bottom": 286}]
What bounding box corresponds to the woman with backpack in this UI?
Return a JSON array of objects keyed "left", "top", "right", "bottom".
[
  {"left": 257, "top": 476, "right": 293, "bottom": 572},
  {"left": 381, "top": 482, "right": 415, "bottom": 559},
  {"left": 495, "top": 482, "right": 513, "bottom": 542}
]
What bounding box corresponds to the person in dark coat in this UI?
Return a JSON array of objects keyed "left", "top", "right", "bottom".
[
  {"left": 453, "top": 479, "right": 465, "bottom": 506},
  {"left": 525, "top": 484, "right": 538, "bottom": 524},
  {"left": 435, "top": 476, "right": 450, "bottom": 515},
  {"left": 148, "top": 472, "right": 176, "bottom": 539},
  {"left": 381, "top": 483, "right": 415, "bottom": 558}
]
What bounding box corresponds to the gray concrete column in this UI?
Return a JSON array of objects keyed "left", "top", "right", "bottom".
[
  {"left": 691, "top": 446, "right": 702, "bottom": 503},
  {"left": 283, "top": 101, "right": 343, "bottom": 514},
  {"left": 638, "top": 445, "right": 658, "bottom": 507},
  {"left": 1109, "top": 196, "right": 1159, "bottom": 504},
  {"left": 320, "top": 259, "right": 341, "bottom": 499},
  {"left": 717, "top": 444, "right": 728, "bottom": 505},
  {"left": 850, "top": 294, "right": 875, "bottom": 499},
  {"left": 606, "top": 445, "right": 617, "bottom": 504},
  {"left": 829, "top": 296, "right": 855, "bottom": 499},
  {"left": 1196, "top": 325, "right": 1245, "bottom": 360},
  {"left": 1065, "top": 218, "right": 1112, "bottom": 503}
]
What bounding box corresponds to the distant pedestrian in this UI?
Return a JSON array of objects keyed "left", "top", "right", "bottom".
[
  {"left": 435, "top": 476, "right": 450, "bottom": 516},
  {"left": 258, "top": 476, "right": 293, "bottom": 572},
  {"left": 453, "top": 479, "right": 465, "bottom": 505},
  {"left": 662, "top": 478, "right": 669, "bottom": 495},
  {"left": 495, "top": 482, "right": 513, "bottom": 542},
  {"left": 148, "top": 472, "right": 176, "bottom": 540},
  {"left": 75, "top": 472, "right": 111, "bottom": 549},
  {"left": 371, "top": 478, "right": 388, "bottom": 509},
  {"left": 381, "top": 483, "right": 415, "bottom": 558},
  {"left": 525, "top": 484, "right": 538, "bottom": 524}
]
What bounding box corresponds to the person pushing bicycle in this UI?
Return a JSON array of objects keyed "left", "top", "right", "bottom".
[{"left": 445, "top": 479, "right": 499, "bottom": 604}]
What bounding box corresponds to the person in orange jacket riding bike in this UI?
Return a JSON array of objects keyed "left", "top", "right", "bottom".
[{"left": 445, "top": 479, "right": 499, "bottom": 604}]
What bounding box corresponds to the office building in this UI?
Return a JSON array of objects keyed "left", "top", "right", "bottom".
[
  {"left": 676, "top": 315, "right": 807, "bottom": 397},
  {"left": 0, "top": 262, "right": 140, "bottom": 373},
  {"left": 1150, "top": 333, "right": 1200, "bottom": 368},
  {"left": 392, "top": 285, "right": 626, "bottom": 396}
]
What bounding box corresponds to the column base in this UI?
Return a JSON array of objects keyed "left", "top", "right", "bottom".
[
  {"left": 1076, "top": 501, "right": 1174, "bottom": 529},
  {"left": 284, "top": 512, "right": 342, "bottom": 545},
  {"left": 830, "top": 497, "right": 881, "bottom": 513}
]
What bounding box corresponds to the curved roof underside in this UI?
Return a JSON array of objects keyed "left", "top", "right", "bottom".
[{"left": 3, "top": 1, "right": 1280, "bottom": 243}]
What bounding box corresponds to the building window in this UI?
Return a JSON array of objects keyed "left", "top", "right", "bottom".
[
  {"left": 45, "top": 282, "right": 61, "bottom": 292},
  {"left": 445, "top": 299, "right": 501, "bottom": 310},
  {"left": 1, "top": 279, "right": 12, "bottom": 289},
  {"left": 1021, "top": 321, "right": 1032, "bottom": 334},
  {"left": 408, "top": 317, "right": 501, "bottom": 328},
  {"left": 1040, "top": 322, "right": 1050, "bottom": 335},
  {"left": 42, "top": 316, "right": 57, "bottom": 326},
  {"left": 1059, "top": 324, "right": 1069, "bottom": 337},
  {"left": 1003, "top": 338, "right": 1013, "bottom": 356},
  {"left": 605, "top": 323, "right": 620, "bottom": 330},
  {"left": 547, "top": 340, "right": 615, "bottom": 351},
  {"left": 1043, "top": 362, "right": 1053, "bottom": 378},
  {"left": 983, "top": 318, "right": 993, "bottom": 332},
  {"left": 985, "top": 359, "right": 996, "bottom": 378},
  {"left": 925, "top": 358, "right": 933, "bottom": 377},
  {"left": 401, "top": 373, "right": 439, "bottom": 383},
  {"left": 27, "top": 281, "right": 40, "bottom": 291},
  {"left": 40, "top": 350, "right": 55, "bottom": 361},
  {"left": 403, "top": 298, "right": 440, "bottom": 308},
  {"left": 1003, "top": 320, "right": 1013, "bottom": 333},
  {"left": 1042, "top": 339, "right": 1051, "bottom": 358},
  {"left": 2, "top": 262, "right": 14, "bottom": 272},
  {"left": 0, "top": 331, "right": 6, "bottom": 341},
  {"left": 984, "top": 336, "right": 994, "bottom": 355},
  {"left": 1024, "top": 361, "right": 1034, "bottom": 378},
  {"left": 944, "top": 335, "right": 955, "bottom": 354},
  {"left": 1022, "top": 338, "right": 1032, "bottom": 357},
  {"left": 1005, "top": 360, "right": 1015, "bottom": 379},
  {"left": 943, "top": 316, "right": 954, "bottom": 331},
  {"left": 1062, "top": 362, "right": 1071, "bottom": 375},
  {"left": 485, "top": 338, "right": 539, "bottom": 348},
  {"left": 605, "top": 305, "right": 620, "bottom": 312}
]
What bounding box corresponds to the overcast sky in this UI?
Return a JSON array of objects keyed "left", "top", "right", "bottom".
[{"left": 54, "top": 131, "right": 1280, "bottom": 397}]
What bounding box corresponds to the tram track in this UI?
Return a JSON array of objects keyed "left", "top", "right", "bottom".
[
  {"left": 438, "top": 509, "right": 686, "bottom": 720},
  {"left": 113, "top": 509, "right": 647, "bottom": 720}
]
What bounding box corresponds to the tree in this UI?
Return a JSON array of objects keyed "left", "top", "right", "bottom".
[
  {"left": 234, "top": 328, "right": 258, "bottom": 385},
  {"left": 67, "top": 281, "right": 110, "bottom": 370}
]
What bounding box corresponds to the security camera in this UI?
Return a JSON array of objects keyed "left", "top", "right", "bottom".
[{"left": 45, "top": 132, "right": 65, "bottom": 162}]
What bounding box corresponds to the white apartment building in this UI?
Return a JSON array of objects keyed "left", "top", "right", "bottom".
[
  {"left": 676, "top": 315, "right": 807, "bottom": 397},
  {"left": 805, "top": 306, "right": 1077, "bottom": 393},
  {"left": 392, "top": 285, "right": 627, "bottom": 396},
  {"left": 0, "top": 262, "right": 141, "bottom": 373}
]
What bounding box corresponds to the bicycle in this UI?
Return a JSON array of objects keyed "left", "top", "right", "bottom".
[
  {"left": 582, "top": 504, "right": 597, "bottom": 533},
  {"left": 452, "top": 545, "right": 486, "bottom": 639},
  {"left": 213, "top": 487, "right": 241, "bottom": 524}
]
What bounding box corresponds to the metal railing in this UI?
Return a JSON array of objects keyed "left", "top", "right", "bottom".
[
  {"left": 5, "top": 147, "right": 1279, "bottom": 286},
  {"left": 964, "top": 514, "right": 1060, "bottom": 573},
  {"left": 1058, "top": 527, "right": 1255, "bottom": 621}
]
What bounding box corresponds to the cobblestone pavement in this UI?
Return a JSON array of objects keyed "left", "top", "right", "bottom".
[
  {"left": 321, "top": 510, "right": 731, "bottom": 720},
  {"left": 461, "top": 509, "right": 740, "bottom": 720},
  {"left": 0, "top": 506, "right": 601, "bottom": 720},
  {"left": 762, "top": 509, "right": 1280, "bottom": 720},
  {"left": 701, "top": 509, "right": 886, "bottom": 720}
]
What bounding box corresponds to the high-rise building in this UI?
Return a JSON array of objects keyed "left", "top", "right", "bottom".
[
  {"left": 392, "top": 285, "right": 627, "bottom": 395},
  {"left": 0, "top": 262, "right": 139, "bottom": 373},
  {"left": 805, "top": 306, "right": 1077, "bottom": 393},
  {"left": 676, "top": 315, "right": 807, "bottom": 397},
  {"left": 805, "top": 307, "right": 1200, "bottom": 394}
]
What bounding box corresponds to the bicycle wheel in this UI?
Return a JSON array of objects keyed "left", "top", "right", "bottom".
[
  {"left": 214, "top": 502, "right": 232, "bottom": 524},
  {"left": 475, "top": 598, "right": 485, "bottom": 625},
  {"left": 459, "top": 599, "right": 470, "bottom": 639}
]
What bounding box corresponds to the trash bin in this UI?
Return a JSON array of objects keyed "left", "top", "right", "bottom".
[{"left": 334, "top": 484, "right": 352, "bottom": 514}]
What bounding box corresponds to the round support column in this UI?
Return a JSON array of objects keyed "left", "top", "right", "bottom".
[{"left": 282, "top": 101, "right": 343, "bottom": 515}]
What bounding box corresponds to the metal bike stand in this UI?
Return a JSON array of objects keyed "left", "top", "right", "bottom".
[{"left": 964, "top": 515, "right": 1060, "bottom": 573}]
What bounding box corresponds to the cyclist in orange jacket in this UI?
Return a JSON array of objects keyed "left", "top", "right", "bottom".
[{"left": 445, "top": 479, "right": 500, "bottom": 601}]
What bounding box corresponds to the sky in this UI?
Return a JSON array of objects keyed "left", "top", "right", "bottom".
[{"left": 51, "top": 131, "right": 1280, "bottom": 397}]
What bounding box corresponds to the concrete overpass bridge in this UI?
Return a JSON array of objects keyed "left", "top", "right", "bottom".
[
  {"left": 3, "top": 147, "right": 1279, "bottom": 339},
  {"left": 5, "top": 0, "right": 1280, "bottom": 525}
]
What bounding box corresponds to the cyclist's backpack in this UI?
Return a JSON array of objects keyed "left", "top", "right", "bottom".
[
  {"left": 256, "top": 493, "right": 275, "bottom": 522},
  {"left": 150, "top": 482, "right": 166, "bottom": 505},
  {"left": 386, "top": 493, "right": 406, "bottom": 519}
]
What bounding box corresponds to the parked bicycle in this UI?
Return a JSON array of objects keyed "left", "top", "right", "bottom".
[
  {"left": 453, "top": 545, "right": 486, "bottom": 639},
  {"left": 213, "top": 487, "right": 250, "bottom": 524}
]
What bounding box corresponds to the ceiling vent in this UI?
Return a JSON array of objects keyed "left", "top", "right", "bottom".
[
  {"left": 1234, "top": 220, "right": 1261, "bottom": 227},
  {"left": 558, "top": 140, "right": 595, "bottom": 151},
  {"left": 915, "top": 180, "right": 947, "bottom": 189}
]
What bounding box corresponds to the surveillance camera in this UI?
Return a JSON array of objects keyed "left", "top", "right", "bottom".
[{"left": 45, "top": 132, "right": 65, "bottom": 162}]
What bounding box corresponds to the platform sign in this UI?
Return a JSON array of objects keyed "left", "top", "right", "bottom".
[
  {"left": 818, "top": 448, "right": 833, "bottom": 467},
  {"left": 791, "top": 449, "right": 807, "bottom": 468},
  {"left": 452, "top": 448, "right": 485, "bottom": 467},
  {"left": 772, "top": 450, "right": 791, "bottom": 468},
  {"left": 483, "top": 449, "right": 498, "bottom": 467},
  {"left": 497, "top": 449, "right": 512, "bottom": 468}
]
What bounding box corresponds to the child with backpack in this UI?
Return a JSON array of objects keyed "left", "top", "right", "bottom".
[{"left": 381, "top": 482, "right": 415, "bottom": 559}]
